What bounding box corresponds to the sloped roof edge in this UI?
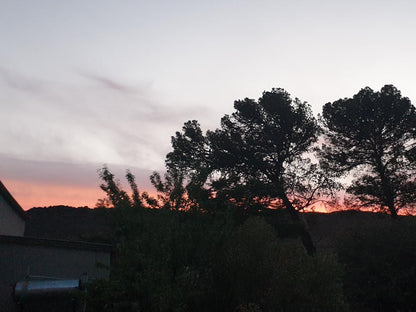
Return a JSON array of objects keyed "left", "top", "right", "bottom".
[
  {"left": 0, "top": 180, "right": 26, "bottom": 220},
  {"left": 0, "top": 234, "right": 113, "bottom": 252}
]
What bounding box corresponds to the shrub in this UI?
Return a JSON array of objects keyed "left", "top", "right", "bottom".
[
  {"left": 337, "top": 217, "right": 416, "bottom": 311},
  {"left": 87, "top": 213, "right": 347, "bottom": 312},
  {"left": 216, "top": 217, "right": 347, "bottom": 312}
]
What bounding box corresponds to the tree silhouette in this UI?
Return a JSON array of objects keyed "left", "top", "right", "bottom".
[
  {"left": 150, "top": 169, "right": 193, "bottom": 210},
  {"left": 320, "top": 85, "right": 416, "bottom": 217},
  {"left": 161, "top": 88, "right": 331, "bottom": 255}
]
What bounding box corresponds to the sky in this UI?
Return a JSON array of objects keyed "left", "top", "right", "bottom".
[{"left": 1, "top": 0, "right": 416, "bottom": 209}]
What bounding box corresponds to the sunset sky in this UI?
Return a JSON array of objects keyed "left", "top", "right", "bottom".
[{"left": 1, "top": 0, "right": 416, "bottom": 209}]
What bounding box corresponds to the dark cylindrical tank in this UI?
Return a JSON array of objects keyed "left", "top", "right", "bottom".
[{"left": 14, "top": 279, "right": 80, "bottom": 302}]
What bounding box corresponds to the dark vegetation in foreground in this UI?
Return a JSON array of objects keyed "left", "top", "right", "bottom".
[
  {"left": 26, "top": 205, "right": 416, "bottom": 311},
  {"left": 26, "top": 85, "right": 416, "bottom": 311}
]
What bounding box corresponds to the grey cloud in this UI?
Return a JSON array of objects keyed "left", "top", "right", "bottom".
[
  {"left": 0, "top": 67, "right": 219, "bottom": 171},
  {"left": 76, "top": 70, "right": 214, "bottom": 124},
  {"left": 0, "top": 66, "right": 45, "bottom": 93},
  {"left": 78, "top": 71, "right": 141, "bottom": 94},
  {"left": 0, "top": 154, "right": 155, "bottom": 191}
]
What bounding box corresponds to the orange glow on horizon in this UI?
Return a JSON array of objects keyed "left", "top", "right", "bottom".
[
  {"left": 3, "top": 179, "right": 414, "bottom": 216},
  {"left": 3, "top": 179, "right": 158, "bottom": 210},
  {"left": 304, "top": 202, "right": 333, "bottom": 213},
  {"left": 3, "top": 179, "right": 105, "bottom": 210}
]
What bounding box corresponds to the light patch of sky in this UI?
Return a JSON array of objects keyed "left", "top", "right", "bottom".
[
  {"left": 0, "top": 71, "right": 187, "bottom": 169},
  {"left": 1, "top": 0, "right": 416, "bottom": 185}
]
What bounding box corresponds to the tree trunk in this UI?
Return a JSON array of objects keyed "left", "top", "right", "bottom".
[
  {"left": 388, "top": 203, "right": 398, "bottom": 219},
  {"left": 375, "top": 156, "right": 398, "bottom": 218},
  {"left": 280, "top": 191, "right": 316, "bottom": 256}
]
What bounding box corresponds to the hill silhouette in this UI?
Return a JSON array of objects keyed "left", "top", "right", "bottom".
[{"left": 24, "top": 205, "right": 405, "bottom": 250}]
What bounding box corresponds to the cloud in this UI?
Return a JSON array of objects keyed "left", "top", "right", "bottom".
[
  {"left": 0, "top": 66, "right": 45, "bottom": 94},
  {"left": 0, "top": 67, "right": 217, "bottom": 173},
  {"left": 0, "top": 154, "right": 155, "bottom": 189},
  {"left": 78, "top": 71, "right": 142, "bottom": 94}
]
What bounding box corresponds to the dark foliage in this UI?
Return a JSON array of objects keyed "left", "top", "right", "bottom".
[
  {"left": 86, "top": 169, "right": 347, "bottom": 312},
  {"left": 320, "top": 85, "right": 416, "bottom": 217},
  {"left": 36, "top": 84, "right": 416, "bottom": 311},
  {"left": 337, "top": 218, "right": 416, "bottom": 311},
  {"left": 156, "top": 88, "right": 340, "bottom": 254},
  {"left": 162, "top": 89, "right": 330, "bottom": 212},
  {"left": 207, "top": 89, "right": 324, "bottom": 210}
]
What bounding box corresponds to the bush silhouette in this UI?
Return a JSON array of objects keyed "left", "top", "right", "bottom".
[{"left": 337, "top": 218, "right": 416, "bottom": 311}]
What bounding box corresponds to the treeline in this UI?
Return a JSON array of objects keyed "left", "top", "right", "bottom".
[
  {"left": 98, "top": 85, "right": 416, "bottom": 253},
  {"left": 87, "top": 85, "right": 416, "bottom": 311},
  {"left": 149, "top": 85, "right": 415, "bottom": 220}
]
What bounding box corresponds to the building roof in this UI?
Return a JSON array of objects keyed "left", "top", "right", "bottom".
[
  {"left": 0, "top": 180, "right": 26, "bottom": 220},
  {"left": 0, "top": 234, "right": 113, "bottom": 252}
]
